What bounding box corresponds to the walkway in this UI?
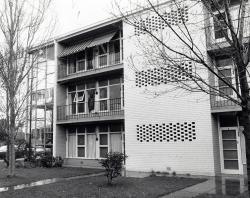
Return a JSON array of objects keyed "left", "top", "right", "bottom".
[
  {"left": 160, "top": 175, "right": 249, "bottom": 198},
  {"left": 0, "top": 172, "right": 104, "bottom": 193}
]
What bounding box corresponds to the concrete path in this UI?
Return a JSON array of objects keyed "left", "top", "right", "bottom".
[
  {"left": 160, "top": 175, "right": 249, "bottom": 198},
  {"left": 0, "top": 172, "right": 104, "bottom": 193}
]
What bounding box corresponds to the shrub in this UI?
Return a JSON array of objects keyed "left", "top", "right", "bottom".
[
  {"left": 41, "top": 154, "right": 53, "bottom": 168},
  {"left": 150, "top": 170, "right": 156, "bottom": 177},
  {"left": 99, "top": 152, "right": 127, "bottom": 185},
  {"left": 54, "top": 156, "right": 63, "bottom": 167},
  {"left": 40, "top": 154, "right": 63, "bottom": 168}
]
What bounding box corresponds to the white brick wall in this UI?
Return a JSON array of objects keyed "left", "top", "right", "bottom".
[{"left": 122, "top": 1, "right": 216, "bottom": 176}]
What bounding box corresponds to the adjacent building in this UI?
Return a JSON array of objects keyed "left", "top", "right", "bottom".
[{"left": 26, "top": 44, "right": 55, "bottom": 149}]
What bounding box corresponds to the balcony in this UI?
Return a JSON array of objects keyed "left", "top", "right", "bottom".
[
  {"left": 57, "top": 98, "right": 124, "bottom": 124},
  {"left": 32, "top": 88, "right": 54, "bottom": 110},
  {"left": 210, "top": 86, "right": 242, "bottom": 113},
  {"left": 58, "top": 51, "right": 122, "bottom": 83},
  {"left": 206, "top": 13, "right": 250, "bottom": 51}
]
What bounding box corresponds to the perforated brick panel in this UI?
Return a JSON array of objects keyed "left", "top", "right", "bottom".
[
  {"left": 134, "top": 6, "right": 188, "bottom": 36},
  {"left": 135, "top": 61, "right": 192, "bottom": 87},
  {"left": 136, "top": 122, "right": 196, "bottom": 142}
]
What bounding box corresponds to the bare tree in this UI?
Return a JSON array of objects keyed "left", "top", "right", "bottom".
[
  {"left": 0, "top": 0, "right": 53, "bottom": 177},
  {"left": 115, "top": 0, "right": 250, "bottom": 180}
]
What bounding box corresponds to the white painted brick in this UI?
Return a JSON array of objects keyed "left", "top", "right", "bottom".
[{"left": 122, "top": 2, "right": 216, "bottom": 176}]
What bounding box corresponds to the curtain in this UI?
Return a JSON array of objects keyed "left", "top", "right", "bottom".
[
  {"left": 68, "top": 134, "right": 76, "bottom": 157},
  {"left": 88, "top": 89, "right": 95, "bottom": 112},
  {"left": 110, "top": 133, "right": 122, "bottom": 153},
  {"left": 87, "top": 134, "right": 96, "bottom": 158}
]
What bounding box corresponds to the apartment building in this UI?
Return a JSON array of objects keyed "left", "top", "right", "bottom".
[{"left": 51, "top": 0, "right": 249, "bottom": 176}]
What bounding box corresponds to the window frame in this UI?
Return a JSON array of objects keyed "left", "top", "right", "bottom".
[
  {"left": 77, "top": 132, "right": 86, "bottom": 158},
  {"left": 213, "top": 12, "right": 228, "bottom": 40},
  {"left": 76, "top": 59, "right": 86, "bottom": 72},
  {"left": 215, "top": 57, "right": 236, "bottom": 101},
  {"left": 99, "top": 132, "right": 109, "bottom": 159},
  {"left": 67, "top": 85, "right": 87, "bottom": 115}
]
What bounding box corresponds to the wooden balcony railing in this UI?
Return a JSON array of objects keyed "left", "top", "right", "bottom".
[
  {"left": 58, "top": 52, "right": 122, "bottom": 79},
  {"left": 57, "top": 98, "right": 124, "bottom": 121}
]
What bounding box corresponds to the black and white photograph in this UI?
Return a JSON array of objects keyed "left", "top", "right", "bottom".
[{"left": 0, "top": 0, "right": 249, "bottom": 197}]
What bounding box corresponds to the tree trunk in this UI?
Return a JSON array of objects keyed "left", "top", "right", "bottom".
[
  {"left": 8, "top": 95, "right": 16, "bottom": 177},
  {"left": 8, "top": 128, "right": 15, "bottom": 177}
]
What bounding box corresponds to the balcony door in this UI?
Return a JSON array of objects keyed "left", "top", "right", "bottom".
[
  {"left": 219, "top": 127, "right": 243, "bottom": 174},
  {"left": 215, "top": 57, "right": 235, "bottom": 101}
]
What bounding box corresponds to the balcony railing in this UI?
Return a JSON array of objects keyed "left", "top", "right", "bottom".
[
  {"left": 58, "top": 52, "right": 122, "bottom": 79},
  {"left": 206, "top": 15, "right": 250, "bottom": 48},
  {"left": 32, "top": 88, "right": 54, "bottom": 107},
  {"left": 210, "top": 86, "right": 241, "bottom": 110},
  {"left": 57, "top": 98, "right": 124, "bottom": 121}
]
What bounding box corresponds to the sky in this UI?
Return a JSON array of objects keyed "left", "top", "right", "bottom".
[{"left": 51, "top": 0, "right": 128, "bottom": 36}]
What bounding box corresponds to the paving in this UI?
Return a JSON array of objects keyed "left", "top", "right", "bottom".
[
  {"left": 0, "top": 172, "right": 104, "bottom": 193},
  {"left": 160, "top": 175, "right": 249, "bottom": 198}
]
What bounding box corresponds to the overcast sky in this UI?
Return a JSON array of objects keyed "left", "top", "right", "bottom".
[
  {"left": 51, "top": 0, "right": 128, "bottom": 36},
  {"left": 49, "top": 0, "right": 162, "bottom": 37}
]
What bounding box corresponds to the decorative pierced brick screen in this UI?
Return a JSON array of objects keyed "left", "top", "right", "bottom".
[
  {"left": 136, "top": 122, "right": 196, "bottom": 142},
  {"left": 134, "top": 6, "right": 189, "bottom": 36},
  {"left": 135, "top": 61, "right": 192, "bottom": 87}
]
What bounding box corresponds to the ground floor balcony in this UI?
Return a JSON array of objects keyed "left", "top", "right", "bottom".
[
  {"left": 57, "top": 98, "right": 124, "bottom": 124},
  {"left": 55, "top": 120, "right": 125, "bottom": 167}
]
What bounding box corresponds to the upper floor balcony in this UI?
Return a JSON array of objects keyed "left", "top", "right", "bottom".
[
  {"left": 31, "top": 88, "right": 54, "bottom": 110},
  {"left": 210, "top": 85, "right": 242, "bottom": 113},
  {"left": 57, "top": 32, "right": 123, "bottom": 83},
  {"left": 205, "top": 5, "right": 250, "bottom": 51},
  {"left": 57, "top": 98, "right": 124, "bottom": 124}
]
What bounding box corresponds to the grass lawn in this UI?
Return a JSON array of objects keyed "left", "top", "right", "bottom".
[
  {"left": 0, "top": 165, "right": 103, "bottom": 187},
  {"left": 195, "top": 192, "right": 249, "bottom": 198},
  {"left": 0, "top": 175, "right": 206, "bottom": 198}
]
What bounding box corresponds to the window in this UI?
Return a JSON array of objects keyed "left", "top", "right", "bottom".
[
  {"left": 87, "top": 89, "right": 96, "bottom": 112},
  {"left": 220, "top": 115, "right": 237, "bottom": 127},
  {"left": 109, "top": 39, "right": 120, "bottom": 65},
  {"left": 110, "top": 85, "right": 121, "bottom": 111},
  {"left": 110, "top": 123, "right": 122, "bottom": 132},
  {"left": 98, "top": 43, "right": 107, "bottom": 55},
  {"left": 99, "top": 124, "right": 108, "bottom": 132},
  {"left": 77, "top": 60, "right": 85, "bottom": 71},
  {"left": 216, "top": 57, "right": 234, "bottom": 97},
  {"left": 77, "top": 91, "right": 85, "bottom": 113},
  {"left": 68, "top": 128, "right": 76, "bottom": 158},
  {"left": 98, "top": 77, "right": 123, "bottom": 111},
  {"left": 99, "top": 85, "right": 108, "bottom": 111},
  {"left": 77, "top": 134, "right": 85, "bottom": 157},
  {"left": 99, "top": 134, "right": 108, "bottom": 158},
  {"left": 68, "top": 85, "right": 85, "bottom": 114},
  {"left": 70, "top": 92, "right": 77, "bottom": 114},
  {"left": 98, "top": 44, "right": 108, "bottom": 67},
  {"left": 68, "top": 57, "right": 76, "bottom": 74},
  {"left": 214, "top": 13, "right": 228, "bottom": 39},
  {"left": 86, "top": 48, "right": 94, "bottom": 70},
  {"left": 211, "top": 0, "right": 242, "bottom": 11},
  {"left": 68, "top": 83, "right": 97, "bottom": 114}
]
